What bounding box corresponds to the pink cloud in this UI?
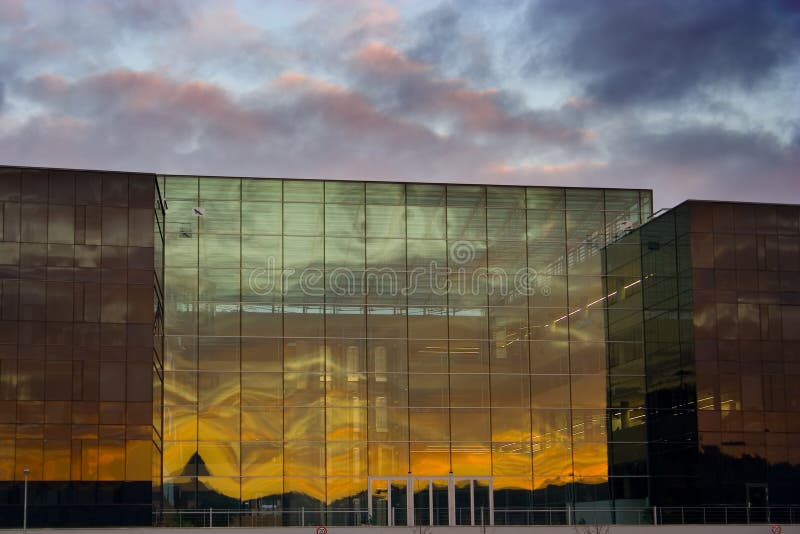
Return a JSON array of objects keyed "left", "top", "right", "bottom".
[
  {"left": 353, "top": 41, "right": 429, "bottom": 75},
  {"left": 0, "top": 0, "right": 24, "bottom": 22},
  {"left": 484, "top": 160, "right": 608, "bottom": 177},
  {"left": 349, "top": 42, "right": 590, "bottom": 147}
]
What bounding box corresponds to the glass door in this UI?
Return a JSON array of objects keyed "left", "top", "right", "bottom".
[
  {"left": 454, "top": 479, "right": 471, "bottom": 525},
  {"left": 413, "top": 479, "right": 430, "bottom": 526},
  {"left": 431, "top": 479, "right": 450, "bottom": 526},
  {"left": 474, "top": 479, "right": 492, "bottom": 526},
  {"left": 370, "top": 479, "right": 388, "bottom": 526},
  {"left": 454, "top": 478, "right": 493, "bottom": 526},
  {"left": 368, "top": 478, "right": 409, "bottom": 526},
  {"left": 391, "top": 480, "right": 408, "bottom": 526},
  {"left": 746, "top": 483, "right": 768, "bottom": 523},
  {"left": 371, "top": 476, "right": 494, "bottom": 527}
]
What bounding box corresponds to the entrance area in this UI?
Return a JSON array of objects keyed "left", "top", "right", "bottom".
[
  {"left": 746, "top": 483, "right": 768, "bottom": 523},
  {"left": 368, "top": 477, "right": 493, "bottom": 526}
]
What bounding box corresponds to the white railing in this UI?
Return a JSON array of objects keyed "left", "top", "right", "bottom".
[{"left": 153, "top": 505, "right": 800, "bottom": 527}]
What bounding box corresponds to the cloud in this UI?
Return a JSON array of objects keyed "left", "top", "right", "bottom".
[
  {"left": 524, "top": 0, "right": 800, "bottom": 106},
  {"left": 592, "top": 121, "right": 800, "bottom": 208},
  {"left": 0, "top": 69, "right": 458, "bottom": 179},
  {"left": 627, "top": 125, "right": 791, "bottom": 168},
  {"left": 353, "top": 41, "right": 429, "bottom": 76},
  {"left": 1, "top": 0, "right": 798, "bottom": 210},
  {"left": 349, "top": 42, "right": 592, "bottom": 150},
  {"left": 407, "top": 3, "right": 495, "bottom": 82},
  {"left": 485, "top": 160, "right": 607, "bottom": 178},
  {"left": 0, "top": 0, "right": 24, "bottom": 23},
  {"left": 102, "top": 0, "right": 194, "bottom": 31}
]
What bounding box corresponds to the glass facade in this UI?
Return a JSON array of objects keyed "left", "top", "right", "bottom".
[
  {"left": 687, "top": 202, "right": 800, "bottom": 508},
  {"left": 159, "top": 176, "right": 649, "bottom": 525},
  {"left": 605, "top": 204, "right": 696, "bottom": 514},
  {"left": 0, "top": 167, "right": 163, "bottom": 527},
  {"left": 1, "top": 165, "right": 798, "bottom": 527},
  {"left": 605, "top": 200, "right": 800, "bottom": 521}
]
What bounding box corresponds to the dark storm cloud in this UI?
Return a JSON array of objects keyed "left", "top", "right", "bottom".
[
  {"left": 104, "top": 0, "right": 193, "bottom": 31},
  {"left": 406, "top": 3, "right": 496, "bottom": 83},
  {"left": 525, "top": 0, "right": 800, "bottom": 106},
  {"left": 597, "top": 122, "right": 800, "bottom": 208},
  {"left": 627, "top": 125, "right": 791, "bottom": 167},
  {"left": 348, "top": 42, "right": 591, "bottom": 150}
]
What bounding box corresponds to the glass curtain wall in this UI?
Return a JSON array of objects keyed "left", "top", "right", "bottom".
[
  {"left": 160, "top": 176, "right": 649, "bottom": 525},
  {"left": 606, "top": 200, "right": 800, "bottom": 517},
  {"left": 606, "top": 204, "right": 699, "bottom": 512},
  {"left": 688, "top": 202, "right": 800, "bottom": 508},
  {"left": 153, "top": 177, "right": 166, "bottom": 515},
  {"left": 0, "top": 167, "right": 157, "bottom": 527}
]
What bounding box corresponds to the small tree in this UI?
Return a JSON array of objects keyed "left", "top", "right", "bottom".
[{"left": 574, "top": 520, "right": 611, "bottom": 534}]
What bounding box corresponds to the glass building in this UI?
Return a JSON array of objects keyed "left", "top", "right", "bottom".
[
  {"left": 0, "top": 166, "right": 163, "bottom": 526},
  {"left": 606, "top": 201, "right": 800, "bottom": 523},
  {"left": 0, "top": 165, "right": 797, "bottom": 527}
]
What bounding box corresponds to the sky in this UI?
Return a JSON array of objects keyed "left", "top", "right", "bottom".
[{"left": 0, "top": 0, "right": 798, "bottom": 210}]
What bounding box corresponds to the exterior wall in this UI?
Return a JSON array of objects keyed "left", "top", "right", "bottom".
[
  {"left": 604, "top": 205, "right": 697, "bottom": 509},
  {"left": 4, "top": 165, "right": 796, "bottom": 528},
  {"left": 606, "top": 201, "right": 800, "bottom": 512},
  {"left": 687, "top": 201, "right": 800, "bottom": 506},
  {"left": 0, "top": 166, "right": 160, "bottom": 527},
  {"left": 159, "top": 176, "right": 650, "bottom": 525}
]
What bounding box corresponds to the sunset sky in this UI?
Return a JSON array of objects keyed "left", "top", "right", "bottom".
[{"left": 0, "top": 0, "right": 798, "bottom": 209}]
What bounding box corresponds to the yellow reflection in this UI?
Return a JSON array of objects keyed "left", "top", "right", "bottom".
[
  {"left": 326, "top": 442, "right": 367, "bottom": 478},
  {"left": 573, "top": 442, "right": 608, "bottom": 477},
  {"left": 326, "top": 407, "right": 367, "bottom": 441},
  {"left": 451, "top": 443, "right": 491, "bottom": 476},
  {"left": 81, "top": 440, "right": 98, "bottom": 481},
  {"left": 164, "top": 372, "right": 197, "bottom": 405},
  {"left": 198, "top": 373, "right": 240, "bottom": 408},
  {"left": 492, "top": 443, "right": 532, "bottom": 477},
  {"left": 284, "top": 407, "right": 324, "bottom": 441},
  {"left": 98, "top": 440, "right": 125, "bottom": 480},
  {"left": 570, "top": 374, "right": 608, "bottom": 408},
  {"left": 532, "top": 442, "right": 572, "bottom": 478},
  {"left": 491, "top": 408, "right": 531, "bottom": 442},
  {"left": 409, "top": 409, "right": 449, "bottom": 441},
  {"left": 410, "top": 443, "right": 450, "bottom": 476},
  {"left": 42, "top": 441, "right": 70, "bottom": 481},
  {"left": 0, "top": 440, "right": 13, "bottom": 479},
  {"left": 241, "top": 408, "right": 282, "bottom": 441},
  {"left": 198, "top": 407, "right": 240, "bottom": 441},
  {"left": 241, "top": 373, "right": 282, "bottom": 406},
  {"left": 163, "top": 442, "right": 196, "bottom": 478},
  {"left": 368, "top": 442, "right": 409, "bottom": 475},
  {"left": 198, "top": 442, "right": 240, "bottom": 477},
  {"left": 284, "top": 442, "right": 324, "bottom": 477},
  {"left": 164, "top": 406, "right": 197, "bottom": 441},
  {"left": 327, "top": 478, "right": 367, "bottom": 504},
  {"left": 284, "top": 477, "right": 325, "bottom": 503},
  {"left": 493, "top": 476, "right": 533, "bottom": 491},
  {"left": 241, "top": 442, "right": 282, "bottom": 477},
  {"left": 125, "top": 440, "right": 152, "bottom": 481},
  {"left": 451, "top": 409, "right": 490, "bottom": 442}
]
